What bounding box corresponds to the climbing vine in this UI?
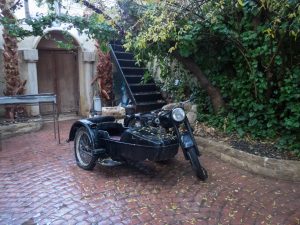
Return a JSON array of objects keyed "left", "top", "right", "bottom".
[
  {"left": 92, "top": 43, "right": 114, "bottom": 106},
  {"left": 0, "top": 13, "right": 117, "bottom": 50}
]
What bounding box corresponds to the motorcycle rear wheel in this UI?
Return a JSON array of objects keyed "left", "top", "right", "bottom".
[
  {"left": 74, "top": 127, "right": 97, "bottom": 170},
  {"left": 187, "top": 147, "right": 208, "bottom": 180}
]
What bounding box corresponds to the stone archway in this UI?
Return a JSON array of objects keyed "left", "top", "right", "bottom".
[{"left": 36, "top": 31, "right": 79, "bottom": 115}]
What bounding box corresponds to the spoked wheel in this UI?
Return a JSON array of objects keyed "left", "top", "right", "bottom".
[
  {"left": 74, "top": 127, "right": 97, "bottom": 170},
  {"left": 186, "top": 147, "right": 208, "bottom": 180}
]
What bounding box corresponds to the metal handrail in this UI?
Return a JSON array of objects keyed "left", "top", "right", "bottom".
[
  {"left": 0, "top": 93, "right": 57, "bottom": 104},
  {"left": 109, "top": 44, "right": 137, "bottom": 107}
]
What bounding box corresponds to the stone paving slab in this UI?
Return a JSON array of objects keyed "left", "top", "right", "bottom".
[{"left": 0, "top": 120, "right": 299, "bottom": 225}]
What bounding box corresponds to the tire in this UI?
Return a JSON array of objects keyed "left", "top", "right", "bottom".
[
  {"left": 74, "top": 127, "right": 97, "bottom": 170},
  {"left": 186, "top": 148, "right": 208, "bottom": 180}
]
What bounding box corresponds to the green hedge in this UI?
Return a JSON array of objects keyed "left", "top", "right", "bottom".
[{"left": 167, "top": 0, "right": 300, "bottom": 156}]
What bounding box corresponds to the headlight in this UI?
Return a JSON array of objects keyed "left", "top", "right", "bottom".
[{"left": 172, "top": 108, "right": 185, "bottom": 122}]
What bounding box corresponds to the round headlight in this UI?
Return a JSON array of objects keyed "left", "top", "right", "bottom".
[{"left": 172, "top": 108, "right": 185, "bottom": 122}]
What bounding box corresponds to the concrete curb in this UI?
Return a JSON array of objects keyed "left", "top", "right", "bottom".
[
  {"left": 0, "top": 121, "right": 43, "bottom": 139},
  {"left": 196, "top": 137, "right": 300, "bottom": 182}
]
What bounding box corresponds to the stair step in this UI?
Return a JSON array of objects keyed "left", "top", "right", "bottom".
[
  {"left": 118, "top": 59, "right": 138, "bottom": 67},
  {"left": 111, "top": 44, "right": 125, "bottom": 52},
  {"left": 134, "top": 91, "right": 161, "bottom": 96},
  {"left": 134, "top": 91, "right": 163, "bottom": 102},
  {"left": 125, "top": 75, "right": 143, "bottom": 83},
  {"left": 114, "top": 51, "right": 134, "bottom": 60},
  {"left": 136, "top": 101, "right": 166, "bottom": 112},
  {"left": 126, "top": 75, "right": 154, "bottom": 84},
  {"left": 110, "top": 40, "right": 123, "bottom": 45},
  {"left": 136, "top": 101, "right": 166, "bottom": 105},
  {"left": 130, "top": 84, "right": 159, "bottom": 92},
  {"left": 122, "top": 67, "right": 146, "bottom": 75}
]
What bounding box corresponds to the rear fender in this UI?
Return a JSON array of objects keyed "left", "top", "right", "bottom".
[
  {"left": 67, "top": 119, "right": 97, "bottom": 145},
  {"left": 67, "top": 116, "right": 116, "bottom": 143}
]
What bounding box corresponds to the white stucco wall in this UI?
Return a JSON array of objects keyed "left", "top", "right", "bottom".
[
  {"left": 0, "top": 25, "right": 96, "bottom": 51},
  {"left": 0, "top": 0, "right": 103, "bottom": 117},
  {"left": 17, "top": 27, "right": 97, "bottom": 52},
  {"left": 0, "top": 24, "right": 99, "bottom": 116},
  {"left": 0, "top": 28, "right": 94, "bottom": 52}
]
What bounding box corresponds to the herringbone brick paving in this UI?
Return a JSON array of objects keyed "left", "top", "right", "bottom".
[{"left": 0, "top": 120, "right": 299, "bottom": 225}]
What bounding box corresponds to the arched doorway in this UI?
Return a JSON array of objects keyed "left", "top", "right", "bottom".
[{"left": 37, "top": 31, "right": 79, "bottom": 115}]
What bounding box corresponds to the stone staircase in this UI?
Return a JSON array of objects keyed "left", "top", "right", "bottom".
[{"left": 109, "top": 41, "right": 166, "bottom": 112}]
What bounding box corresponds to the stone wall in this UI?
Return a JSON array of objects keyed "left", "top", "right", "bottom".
[{"left": 196, "top": 137, "right": 300, "bottom": 182}]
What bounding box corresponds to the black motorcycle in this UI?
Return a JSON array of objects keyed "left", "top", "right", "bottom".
[{"left": 124, "top": 101, "right": 208, "bottom": 180}]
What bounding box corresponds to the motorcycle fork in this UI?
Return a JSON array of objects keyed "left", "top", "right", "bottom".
[
  {"left": 184, "top": 119, "right": 201, "bottom": 156},
  {"left": 173, "top": 119, "right": 201, "bottom": 160}
]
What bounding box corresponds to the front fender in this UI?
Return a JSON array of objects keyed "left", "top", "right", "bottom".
[
  {"left": 180, "top": 132, "right": 200, "bottom": 157},
  {"left": 181, "top": 133, "right": 194, "bottom": 149}
]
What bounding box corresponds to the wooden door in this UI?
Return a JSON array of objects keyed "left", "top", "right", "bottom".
[{"left": 37, "top": 50, "right": 79, "bottom": 114}]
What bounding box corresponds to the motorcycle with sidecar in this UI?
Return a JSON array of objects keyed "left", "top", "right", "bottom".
[{"left": 67, "top": 104, "right": 208, "bottom": 180}]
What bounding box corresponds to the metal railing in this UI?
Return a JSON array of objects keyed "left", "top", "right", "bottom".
[
  {"left": 109, "top": 44, "right": 137, "bottom": 107},
  {"left": 0, "top": 93, "right": 60, "bottom": 143}
]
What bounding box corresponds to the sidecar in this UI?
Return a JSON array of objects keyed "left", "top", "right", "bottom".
[{"left": 67, "top": 116, "right": 179, "bottom": 170}]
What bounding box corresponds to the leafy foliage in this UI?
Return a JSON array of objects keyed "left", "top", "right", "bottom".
[
  {"left": 0, "top": 12, "right": 117, "bottom": 51},
  {"left": 119, "top": 0, "right": 300, "bottom": 156}
]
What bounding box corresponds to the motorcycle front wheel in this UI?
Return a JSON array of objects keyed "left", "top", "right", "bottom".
[
  {"left": 186, "top": 147, "right": 208, "bottom": 180},
  {"left": 74, "top": 127, "right": 97, "bottom": 170}
]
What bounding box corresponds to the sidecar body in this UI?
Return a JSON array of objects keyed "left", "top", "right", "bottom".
[{"left": 68, "top": 116, "right": 179, "bottom": 162}]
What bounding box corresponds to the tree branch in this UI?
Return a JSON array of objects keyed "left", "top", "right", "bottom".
[
  {"left": 172, "top": 51, "right": 225, "bottom": 112},
  {"left": 10, "top": 0, "right": 21, "bottom": 11},
  {"left": 75, "top": 0, "right": 123, "bottom": 32}
]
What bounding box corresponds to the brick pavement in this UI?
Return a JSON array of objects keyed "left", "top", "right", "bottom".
[{"left": 0, "top": 120, "right": 299, "bottom": 225}]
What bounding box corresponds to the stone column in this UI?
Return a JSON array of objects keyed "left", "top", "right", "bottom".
[
  {"left": 81, "top": 51, "right": 96, "bottom": 116},
  {"left": 23, "top": 49, "right": 39, "bottom": 116}
]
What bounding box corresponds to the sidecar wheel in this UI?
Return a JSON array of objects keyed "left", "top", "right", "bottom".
[
  {"left": 187, "top": 148, "right": 208, "bottom": 181},
  {"left": 74, "top": 127, "right": 97, "bottom": 170}
]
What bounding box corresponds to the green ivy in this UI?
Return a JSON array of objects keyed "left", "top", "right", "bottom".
[
  {"left": 121, "top": 0, "right": 300, "bottom": 157},
  {"left": 0, "top": 13, "right": 117, "bottom": 51}
]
